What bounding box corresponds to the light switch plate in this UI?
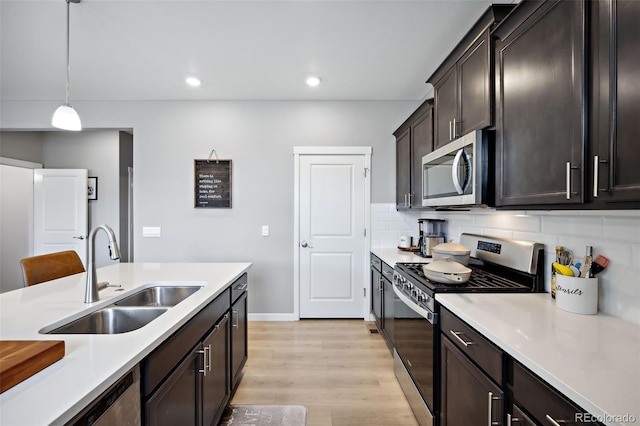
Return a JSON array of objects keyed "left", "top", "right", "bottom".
[
  {"left": 143, "top": 226, "right": 161, "bottom": 237},
  {"left": 261, "top": 225, "right": 270, "bottom": 236}
]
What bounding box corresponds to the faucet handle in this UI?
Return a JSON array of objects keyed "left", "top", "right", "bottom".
[{"left": 97, "top": 281, "right": 122, "bottom": 291}]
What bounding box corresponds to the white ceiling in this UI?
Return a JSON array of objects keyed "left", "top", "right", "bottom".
[{"left": 1, "top": 0, "right": 507, "bottom": 102}]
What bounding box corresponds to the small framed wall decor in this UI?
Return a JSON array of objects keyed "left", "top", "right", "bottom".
[
  {"left": 194, "top": 159, "right": 232, "bottom": 208},
  {"left": 88, "top": 177, "right": 98, "bottom": 201}
]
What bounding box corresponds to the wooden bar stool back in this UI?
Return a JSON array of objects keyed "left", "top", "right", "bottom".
[{"left": 20, "top": 250, "right": 86, "bottom": 286}]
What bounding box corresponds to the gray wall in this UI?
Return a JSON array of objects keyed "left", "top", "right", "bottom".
[
  {"left": 1, "top": 100, "right": 418, "bottom": 314},
  {"left": 0, "top": 131, "right": 43, "bottom": 163},
  {"left": 42, "top": 131, "right": 123, "bottom": 268}
]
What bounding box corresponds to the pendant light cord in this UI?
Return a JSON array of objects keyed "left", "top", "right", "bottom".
[{"left": 65, "top": 0, "right": 71, "bottom": 106}]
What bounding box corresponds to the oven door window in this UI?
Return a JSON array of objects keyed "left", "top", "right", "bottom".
[
  {"left": 394, "top": 297, "right": 435, "bottom": 412},
  {"left": 423, "top": 146, "right": 473, "bottom": 200}
]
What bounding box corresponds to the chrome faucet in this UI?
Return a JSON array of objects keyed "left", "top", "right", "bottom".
[{"left": 85, "top": 224, "right": 121, "bottom": 303}]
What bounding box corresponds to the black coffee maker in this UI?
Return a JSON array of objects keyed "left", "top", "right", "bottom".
[{"left": 417, "top": 219, "right": 446, "bottom": 257}]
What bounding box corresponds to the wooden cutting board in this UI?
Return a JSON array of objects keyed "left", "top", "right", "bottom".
[{"left": 0, "top": 340, "right": 65, "bottom": 393}]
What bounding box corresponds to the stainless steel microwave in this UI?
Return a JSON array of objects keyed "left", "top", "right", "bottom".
[{"left": 421, "top": 130, "right": 489, "bottom": 208}]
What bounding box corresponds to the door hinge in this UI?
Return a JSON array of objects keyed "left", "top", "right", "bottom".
[
  {"left": 364, "top": 167, "right": 369, "bottom": 177},
  {"left": 364, "top": 228, "right": 367, "bottom": 237},
  {"left": 364, "top": 288, "right": 367, "bottom": 297}
]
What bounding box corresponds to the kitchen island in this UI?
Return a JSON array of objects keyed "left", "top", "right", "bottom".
[{"left": 0, "top": 262, "right": 251, "bottom": 426}]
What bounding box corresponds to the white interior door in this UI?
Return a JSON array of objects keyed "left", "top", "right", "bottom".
[
  {"left": 34, "top": 169, "right": 89, "bottom": 266},
  {"left": 298, "top": 152, "right": 369, "bottom": 318}
]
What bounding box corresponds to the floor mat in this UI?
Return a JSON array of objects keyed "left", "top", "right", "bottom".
[{"left": 219, "top": 405, "right": 307, "bottom": 426}]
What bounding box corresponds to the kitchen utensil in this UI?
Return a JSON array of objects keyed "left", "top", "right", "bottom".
[
  {"left": 0, "top": 340, "right": 65, "bottom": 393},
  {"left": 422, "top": 258, "right": 472, "bottom": 284},
  {"left": 552, "top": 262, "right": 574, "bottom": 276},
  {"left": 591, "top": 255, "right": 609, "bottom": 275},
  {"left": 431, "top": 242, "right": 471, "bottom": 265}
]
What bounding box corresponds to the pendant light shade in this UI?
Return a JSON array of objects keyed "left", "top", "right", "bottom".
[{"left": 52, "top": 0, "right": 82, "bottom": 131}]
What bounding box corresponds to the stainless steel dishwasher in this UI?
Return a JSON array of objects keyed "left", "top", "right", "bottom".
[{"left": 66, "top": 366, "right": 141, "bottom": 426}]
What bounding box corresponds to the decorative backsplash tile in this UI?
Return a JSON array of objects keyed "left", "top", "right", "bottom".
[{"left": 371, "top": 203, "right": 640, "bottom": 325}]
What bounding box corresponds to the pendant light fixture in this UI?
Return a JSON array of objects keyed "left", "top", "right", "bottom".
[{"left": 52, "top": 0, "right": 82, "bottom": 131}]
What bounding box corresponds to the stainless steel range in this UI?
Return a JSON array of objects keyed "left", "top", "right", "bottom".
[{"left": 391, "top": 233, "right": 544, "bottom": 426}]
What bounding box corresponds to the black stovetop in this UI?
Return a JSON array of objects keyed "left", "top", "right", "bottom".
[{"left": 395, "top": 261, "right": 538, "bottom": 295}]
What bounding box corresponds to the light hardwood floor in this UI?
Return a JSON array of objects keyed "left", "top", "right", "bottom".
[{"left": 229, "top": 320, "right": 419, "bottom": 426}]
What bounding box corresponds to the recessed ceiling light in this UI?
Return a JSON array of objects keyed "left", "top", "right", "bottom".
[
  {"left": 306, "top": 76, "right": 322, "bottom": 87},
  {"left": 186, "top": 77, "right": 201, "bottom": 87}
]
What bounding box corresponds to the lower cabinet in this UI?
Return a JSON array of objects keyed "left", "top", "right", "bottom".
[
  {"left": 141, "top": 273, "right": 249, "bottom": 426},
  {"left": 370, "top": 254, "right": 383, "bottom": 331},
  {"left": 440, "top": 308, "right": 504, "bottom": 426}
]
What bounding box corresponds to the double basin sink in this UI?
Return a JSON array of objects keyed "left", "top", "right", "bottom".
[{"left": 42, "top": 286, "right": 203, "bottom": 335}]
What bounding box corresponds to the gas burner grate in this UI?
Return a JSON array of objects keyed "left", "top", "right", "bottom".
[{"left": 396, "top": 262, "right": 530, "bottom": 291}]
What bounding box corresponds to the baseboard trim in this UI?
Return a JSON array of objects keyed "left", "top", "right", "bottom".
[{"left": 248, "top": 313, "right": 298, "bottom": 322}]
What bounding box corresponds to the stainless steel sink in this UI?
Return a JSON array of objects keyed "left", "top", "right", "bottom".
[
  {"left": 114, "top": 286, "right": 202, "bottom": 307},
  {"left": 47, "top": 307, "right": 168, "bottom": 334}
]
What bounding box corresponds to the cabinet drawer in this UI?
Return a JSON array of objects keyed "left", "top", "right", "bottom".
[
  {"left": 513, "top": 361, "right": 600, "bottom": 425},
  {"left": 142, "top": 288, "right": 230, "bottom": 396},
  {"left": 440, "top": 307, "right": 503, "bottom": 384},
  {"left": 381, "top": 262, "right": 394, "bottom": 282},
  {"left": 370, "top": 254, "right": 382, "bottom": 273},
  {"left": 230, "top": 273, "right": 248, "bottom": 304}
]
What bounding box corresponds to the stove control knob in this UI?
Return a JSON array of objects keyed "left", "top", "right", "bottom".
[{"left": 416, "top": 293, "right": 424, "bottom": 303}]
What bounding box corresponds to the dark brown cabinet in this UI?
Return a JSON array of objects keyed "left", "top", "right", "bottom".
[
  {"left": 201, "top": 315, "right": 229, "bottom": 426},
  {"left": 370, "top": 254, "right": 383, "bottom": 331},
  {"left": 593, "top": 0, "right": 640, "bottom": 205},
  {"left": 395, "top": 100, "right": 433, "bottom": 210},
  {"left": 429, "top": 6, "right": 513, "bottom": 150},
  {"left": 230, "top": 291, "right": 248, "bottom": 390},
  {"left": 511, "top": 362, "right": 601, "bottom": 426},
  {"left": 494, "top": 0, "right": 587, "bottom": 207},
  {"left": 440, "top": 307, "right": 505, "bottom": 426}
]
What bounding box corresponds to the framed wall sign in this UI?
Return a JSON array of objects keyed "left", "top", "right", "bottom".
[
  {"left": 88, "top": 177, "right": 98, "bottom": 201},
  {"left": 194, "top": 159, "right": 232, "bottom": 208}
]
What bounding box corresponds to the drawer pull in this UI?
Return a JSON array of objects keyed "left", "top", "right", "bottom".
[
  {"left": 450, "top": 330, "right": 475, "bottom": 347},
  {"left": 488, "top": 392, "right": 500, "bottom": 426},
  {"left": 507, "top": 414, "right": 522, "bottom": 425},
  {"left": 232, "top": 309, "right": 239, "bottom": 328},
  {"left": 545, "top": 414, "right": 566, "bottom": 426}
]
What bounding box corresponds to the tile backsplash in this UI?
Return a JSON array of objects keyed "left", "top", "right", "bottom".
[{"left": 371, "top": 203, "right": 640, "bottom": 325}]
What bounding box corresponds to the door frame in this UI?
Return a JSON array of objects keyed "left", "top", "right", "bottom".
[{"left": 293, "top": 146, "right": 372, "bottom": 320}]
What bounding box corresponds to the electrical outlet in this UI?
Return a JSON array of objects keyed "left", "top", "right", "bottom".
[
  {"left": 142, "top": 227, "right": 161, "bottom": 237},
  {"left": 261, "top": 225, "right": 270, "bottom": 236}
]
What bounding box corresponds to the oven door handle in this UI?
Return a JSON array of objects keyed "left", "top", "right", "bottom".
[{"left": 392, "top": 284, "right": 437, "bottom": 325}]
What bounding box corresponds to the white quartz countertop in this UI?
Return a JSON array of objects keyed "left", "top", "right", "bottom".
[
  {"left": 436, "top": 293, "right": 640, "bottom": 426},
  {"left": 0, "top": 262, "right": 251, "bottom": 426},
  {"left": 371, "top": 248, "right": 430, "bottom": 266}
]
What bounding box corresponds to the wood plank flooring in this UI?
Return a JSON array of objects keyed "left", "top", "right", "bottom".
[{"left": 229, "top": 320, "right": 419, "bottom": 426}]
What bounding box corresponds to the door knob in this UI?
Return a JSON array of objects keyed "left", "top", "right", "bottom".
[
  {"left": 73, "top": 235, "right": 86, "bottom": 240},
  {"left": 300, "top": 241, "right": 313, "bottom": 248}
]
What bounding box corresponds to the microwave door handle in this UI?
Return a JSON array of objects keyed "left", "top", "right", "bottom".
[{"left": 451, "top": 148, "right": 465, "bottom": 194}]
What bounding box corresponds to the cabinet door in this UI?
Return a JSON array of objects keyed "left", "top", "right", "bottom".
[
  {"left": 396, "top": 128, "right": 411, "bottom": 209},
  {"left": 459, "top": 31, "right": 492, "bottom": 135},
  {"left": 145, "top": 349, "right": 198, "bottom": 426},
  {"left": 495, "top": 0, "right": 586, "bottom": 206},
  {"left": 371, "top": 267, "right": 383, "bottom": 330},
  {"left": 231, "top": 292, "right": 248, "bottom": 389},
  {"left": 434, "top": 67, "right": 458, "bottom": 150},
  {"left": 595, "top": 0, "right": 640, "bottom": 203},
  {"left": 201, "top": 314, "right": 229, "bottom": 426},
  {"left": 410, "top": 107, "right": 433, "bottom": 208},
  {"left": 440, "top": 336, "right": 504, "bottom": 426},
  {"left": 381, "top": 276, "right": 395, "bottom": 348}
]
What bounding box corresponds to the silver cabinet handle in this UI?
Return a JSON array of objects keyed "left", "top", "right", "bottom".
[
  {"left": 545, "top": 414, "right": 564, "bottom": 426},
  {"left": 593, "top": 155, "right": 599, "bottom": 198},
  {"left": 235, "top": 283, "right": 248, "bottom": 291},
  {"left": 408, "top": 193, "right": 412, "bottom": 206},
  {"left": 232, "top": 309, "right": 239, "bottom": 328},
  {"left": 452, "top": 117, "right": 457, "bottom": 139},
  {"left": 566, "top": 162, "right": 571, "bottom": 200},
  {"left": 73, "top": 235, "right": 85, "bottom": 240},
  {"left": 488, "top": 392, "right": 500, "bottom": 426},
  {"left": 450, "top": 330, "right": 475, "bottom": 347},
  {"left": 197, "top": 344, "right": 211, "bottom": 376},
  {"left": 449, "top": 120, "right": 452, "bottom": 141},
  {"left": 507, "top": 413, "right": 512, "bottom": 426}
]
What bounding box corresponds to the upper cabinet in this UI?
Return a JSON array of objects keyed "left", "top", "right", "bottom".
[
  {"left": 493, "top": 0, "right": 586, "bottom": 207},
  {"left": 493, "top": 0, "right": 640, "bottom": 208},
  {"left": 395, "top": 99, "right": 433, "bottom": 210},
  {"left": 593, "top": 0, "right": 640, "bottom": 205},
  {"left": 428, "top": 5, "right": 514, "bottom": 151}
]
